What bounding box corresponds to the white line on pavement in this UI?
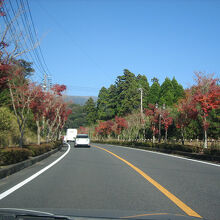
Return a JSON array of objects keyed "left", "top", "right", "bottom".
[
  {"left": 101, "top": 144, "right": 220, "bottom": 167},
  {"left": 0, "top": 208, "right": 53, "bottom": 215},
  {"left": 0, "top": 143, "right": 71, "bottom": 201}
]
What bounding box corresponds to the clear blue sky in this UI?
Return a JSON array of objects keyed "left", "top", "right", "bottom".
[{"left": 28, "top": 0, "right": 219, "bottom": 96}]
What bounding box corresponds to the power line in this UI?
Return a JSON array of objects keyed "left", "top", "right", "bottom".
[
  {"left": 3, "top": 0, "right": 52, "bottom": 81},
  {"left": 18, "top": 0, "right": 47, "bottom": 75},
  {"left": 3, "top": 0, "right": 44, "bottom": 79},
  {"left": 26, "top": 0, "right": 51, "bottom": 75}
]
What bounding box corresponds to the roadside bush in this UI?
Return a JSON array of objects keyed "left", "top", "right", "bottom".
[
  {"left": 0, "top": 107, "right": 20, "bottom": 147},
  {"left": 93, "top": 139, "right": 219, "bottom": 156},
  {"left": 0, "top": 148, "right": 31, "bottom": 166},
  {"left": 27, "top": 144, "right": 52, "bottom": 156},
  {"left": 52, "top": 140, "right": 62, "bottom": 149},
  {"left": 26, "top": 141, "right": 62, "bottom": 157},
  {"left": 203, "top": 147, "right": 220, "bottom": 156},
  {"left": 0, "top": 141, "right": 62, "bottom": 166}
]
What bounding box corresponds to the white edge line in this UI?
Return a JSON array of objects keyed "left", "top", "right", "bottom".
[
  {"left": 97, "top": 144, "right": 220, "bottom": 167},
  {"left": 0, "top": 143, "right": 71, "bottom": 201},
  {"left": 0, "top": 208, "right": 53, "bottom": 215}
]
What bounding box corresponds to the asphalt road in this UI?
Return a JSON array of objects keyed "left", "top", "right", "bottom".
[{"left": 0, "top": 143, "right": 219, "bottom": 220}]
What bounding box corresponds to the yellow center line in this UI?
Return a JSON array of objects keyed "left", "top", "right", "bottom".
[
  {"left": 121, "top": 213, "right": 169, "bottom": 218},
  {"left": 121, "top": 213, "right": 187, "bottom": 218},
  {"left": 93, "top": 145, "right": 202, "bottom": 218}
]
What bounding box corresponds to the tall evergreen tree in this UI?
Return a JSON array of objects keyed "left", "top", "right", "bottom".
[
  {"left": 106, "top": 84, "right": 117, "bottom": 118},
  {"left": 147, "top": 79, "right": 160, "bottom": 104},
  {"left": 137, "top": 74, "right": 150, "bottom": 108},
  {"left": 84, "top": 97, "right": 97, "bottom": 125},
  {"left": 159, "top": 77, "right": 174, "bottom": 106},
  {"left": 115, "top": 69, "right": 139, "bottom": 116},
  {"left": 171, "top": 77, "right": 184, "bottom": 103},
  {"left": 97, "top": 87, "right": 109, "bottom": 120}
]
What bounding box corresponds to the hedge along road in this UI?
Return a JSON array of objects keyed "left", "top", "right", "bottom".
[{"left": 0, "top": 143, "right": 219, "bottom": 220}]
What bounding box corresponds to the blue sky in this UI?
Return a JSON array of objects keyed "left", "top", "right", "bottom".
[{"left": 28, "top": 0, "right": 219, "bottom": 96}]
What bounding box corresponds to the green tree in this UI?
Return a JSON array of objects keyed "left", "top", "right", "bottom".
[
  {"left": 84, "top": 97, "right": 97, "bottom": 125},
  {"left": 137, "top": 74, "right": 150, "bottom": 108},
  {"left": 116, "top": 69, "right": 139, "bottom": 116},
  {"left": 207, "top": 108, "right": 220, "bottom": 139},
  {"left": 0, "top": 88, "right": 11, "bottom": 107},
  {"left": 12, "top": 59, "right": 35, "bottom": 78},
  {"left": 147, "top": 79, "right": 160, "bottom": 104},
  {"left": 0, "top": 107, "right": 19, "bottom": 147},
  {"left": 64, "top": 103, "right": 87, "bottom": 129},
  {"left": 106, "top": 84, "right": 117, "bottom": 118},
  {"left": 97, "top": 87, "right": 109, "bottom": 120},
  {"left": 97, "top": 85, "right": 117, "bottom": 120},
  {"left": 171, "top": 77, "right": 184, "bottom": 103},
  {"left": 151, "top": 77, "right": 159, "bottom": 83},
  {"left": 159, "top": 77, "right": 174, "bottom": 106}
]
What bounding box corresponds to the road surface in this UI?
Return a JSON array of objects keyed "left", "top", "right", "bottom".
[{"left": 0, "top": 143, "right": 219, "bottom": 219}]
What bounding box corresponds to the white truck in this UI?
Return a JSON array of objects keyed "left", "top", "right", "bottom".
[{"left": 66, "top": 128, "right": 77, "bottom": 142}]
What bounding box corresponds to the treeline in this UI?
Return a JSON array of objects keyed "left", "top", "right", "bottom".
[
  {"left": 0, "top": 9, "right": 71, "bottom": 147},
  {"left": 0, "top": 59, "right": 71, "bottom": 147},
  {"left": 82, "top": 69, "right": 219, "bottom": 148},
  {"left": 84, "top": 69, "right": 185, "bottom": 123},
  {"left": 95, "top": 69, "right": 184, "bottom": 121}
]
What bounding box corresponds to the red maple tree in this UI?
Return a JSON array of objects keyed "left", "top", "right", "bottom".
[
  {"left": 78, "top": 126, "right": 88, "bottom": 134},
  {"left": 145, "top": 104, "right": 159, "bottom": 143},
  {"left": 95, "top": 120, "right": 114, "bottom": 138},
  {"left": 192, "top": 72, "right": 220, "bottom": 148},
  {"left": 30, "top": 85, "right": 46, "bottom": 145},
  {"left": 161, "top": 110, "right": 173, "bottom": 142},
  {"left": 113, "top": 116, "right": 128, "bottom": 139},
  {"left": 43, "top": 84, "right": 68, "bottom": 142},
  {"left": 176, "top": 90, "right": 198, "bottom": 145}
]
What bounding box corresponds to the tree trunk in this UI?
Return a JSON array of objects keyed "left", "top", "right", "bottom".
[
  {"left": 204, "top": 129, "right": 208, "bottom": 148},
  {"left": 181, "top": 129, "right": 185, "bottom": 145},
  {"left": 19, "top": 129, "right": 24, "bottom": 147},
  {"left": 36, "top": 120, "right": 41, "bottom": 145},
  {"left": 158, "top": 115, "right": 161, "bottom": 143},
  {"left": 152, "top": 134, "right": 155, "bottom": 143},
  {"left": 165, "top": 129, "right": 168, "bottom": 142}
]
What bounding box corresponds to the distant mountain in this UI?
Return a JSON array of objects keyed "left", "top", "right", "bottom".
[{"left": 63, "top": 95, "right": 98, "bottom": 105}]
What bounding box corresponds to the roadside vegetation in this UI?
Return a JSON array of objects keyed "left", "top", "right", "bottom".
[
  {"left": 70, "top": 69, "right": 219, "bottom": 155},
  {"left": 0, "top": 2, "right": 71, "bottom": 166},
  {"left": 0, "top": 1, "right": 219, "bottom": 166}
]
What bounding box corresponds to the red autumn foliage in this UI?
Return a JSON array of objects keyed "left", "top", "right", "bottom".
[
  {"left": 51, "top": 84, "right": 66, "bottom": 96},
  {"left": 0, "top": 63, "right": 11, "bottom": 89},
  {"left": 161, "top": 110, "right": 173, "bottom": 132},
  {"left": 145, "top": 104, "right": 159, "bottom": 136},
  {"left": 78, "top": 126, "right": 88, "bottom": 134},
  {"left": 95, "top": 120, "right": 114, "bottom": 137},
  {"left": 176, "top": 90, "right": 198, "bottom": 130},
  {"left": 192, "top": 72, "right": 220, "bottom": 130},
  {"left": 113, "top": 116, "right": 128, "bottom": 135},
  {"left": 30, "top": 85, "right": 45, "bottom": 121},
  {"left": 58, "top": 102, "right": 72, "bottom": 130}
]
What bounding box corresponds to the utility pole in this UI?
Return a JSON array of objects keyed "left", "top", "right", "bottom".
[
  {"left": 48, "top": 75, "right": 52, "bottom": 91},
  {"left": 43, "top": 73, "right": 47, "bottom": 91},
  {"left": 138, "top": 88, "right": 143, "bottom": 118},
  {"left": 42, "top": 73, "right": 47, "bottom": 138},
  {"left": 157, "top": 103, "right": 165, "bottom": 143}
]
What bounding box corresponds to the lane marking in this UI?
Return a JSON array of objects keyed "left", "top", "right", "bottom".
[
  {"left": 103, "top": 144, "right": 220, "bottom": 167},
  {"left": 0, "top": 144, "right": 71, "bottom": 201},
  {"left": 121, "top": 213, "right": 185, "bottom": 218},
  {"left": 94, "top": 145, "right": 202, "bottom": 218},
  {"left": 0, "top": 208, "right": 53, "bottom": 215}
]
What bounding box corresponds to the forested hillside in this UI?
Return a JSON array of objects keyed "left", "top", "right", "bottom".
[{"left": 73, "top": 69, "right": 219, "bottom": 148}]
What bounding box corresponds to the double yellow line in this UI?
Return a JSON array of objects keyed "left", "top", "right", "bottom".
[{"left": 94, "top": 145, "right": 202, "bottom": 218}]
